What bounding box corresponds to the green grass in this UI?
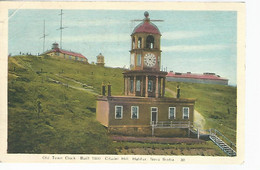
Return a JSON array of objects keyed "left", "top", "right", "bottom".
[
  {"left": 166, "top": 81, "right": 237, "bottom": 144},
  {"left": 113, "top": 141, "right": 217, "bottom": 150},
  {"left": 8, "top": 55, "right": 124, "bottom": 154},
  {"left": 112, "top": 141, "right": 225, "bottom": 156}
]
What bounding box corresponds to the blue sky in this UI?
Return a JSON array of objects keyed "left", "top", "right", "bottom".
[{"left": 8, "top": 9, "right": 237, "bottom": 85}]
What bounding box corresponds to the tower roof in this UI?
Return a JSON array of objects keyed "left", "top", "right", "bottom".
[{"left": 132, "top": 12, "right": 161, "bottom": 35}]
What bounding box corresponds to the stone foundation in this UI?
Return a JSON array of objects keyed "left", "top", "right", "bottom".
[
  {"left": 154, "top": 128, "right": 188, "bottom": 137},
  {"left": 109, "top": 126, "right": 151, "bottom": 137}
]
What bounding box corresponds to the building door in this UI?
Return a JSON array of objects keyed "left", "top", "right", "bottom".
[{"left": 151, "top": 107, "right": 158, "bottom": 125}]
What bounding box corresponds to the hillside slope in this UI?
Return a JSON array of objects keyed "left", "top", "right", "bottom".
[{"left": 8, "top": 55, "right": 125, "bottom": 154}]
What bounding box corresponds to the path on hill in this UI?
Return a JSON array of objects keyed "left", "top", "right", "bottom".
[
  {"left": 55, "top": 74, "right": 94, "bottom": 89},
  {"left": 48, "top": 77, "right": 98, "bottom": 96},
  {"left": 165, "top": 88, "right": 206, "bottom": 130}
]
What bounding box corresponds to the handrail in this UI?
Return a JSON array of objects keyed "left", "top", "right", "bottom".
[
  {"left": 150, "top": 121, "right": 191, "bottom": 128},
  {"left": 155, "top": 121, "right": 190, "bottom": 124}
]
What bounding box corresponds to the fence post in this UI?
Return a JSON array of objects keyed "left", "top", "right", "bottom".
[{"left": 197, "top": 128, "right": 200, "bottom": 139}]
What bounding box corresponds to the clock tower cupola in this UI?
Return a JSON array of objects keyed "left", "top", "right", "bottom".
[{"left": 130, "top": 11, "right": 162, "bottom": 71}]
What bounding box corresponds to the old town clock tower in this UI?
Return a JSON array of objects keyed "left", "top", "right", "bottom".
[
  {"left": 124, "top": 11, "right": 167, "bottom": 98},
  {"left": 96, "top": 11, "right": 195, "bottom": 138}
]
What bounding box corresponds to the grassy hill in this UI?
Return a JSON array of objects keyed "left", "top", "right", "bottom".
[
  {"left": 8, "top": 55, "right": 124, "bottom": 154},
  {"left": 8, "top": 55, "right": 236, "bottom": 155}
]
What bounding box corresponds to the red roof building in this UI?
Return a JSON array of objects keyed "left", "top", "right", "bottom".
[
  {"left": 166, "top": 71, "right": 229, "bottom": 85},
  {"left": 42, "top": 43, "right": 88, "bottom": 63}
]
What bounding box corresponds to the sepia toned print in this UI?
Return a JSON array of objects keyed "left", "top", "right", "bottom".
[{"left": 0, "top": 2, "right": 245, "bottom": 163}]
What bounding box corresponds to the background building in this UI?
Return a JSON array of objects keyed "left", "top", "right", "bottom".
[
  {"left": 167, "top": 71, "right": 229, "bottom": 85},
  {"left": 42, "top": 43, "right": 88, "bottom": 63},
  {"left": 96, "top": 53, "right": 105, "bottom": 66}
]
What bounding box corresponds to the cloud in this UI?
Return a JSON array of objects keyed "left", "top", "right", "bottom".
[
  {"left": 162, "top": 31, "right": 206, "bottom": 40},
  {"left": 162, "top": 44, "right": 230, "bottom": 52},
  {"left": 52, "top": 33, "right": 130, "bottom": 43},
  {"left": 63, "top": 19, "right": 128, "bottom": 28}
]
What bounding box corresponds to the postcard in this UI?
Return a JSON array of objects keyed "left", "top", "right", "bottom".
[{"left": 0, "top": 1, "right": 245, "bottom": 164}]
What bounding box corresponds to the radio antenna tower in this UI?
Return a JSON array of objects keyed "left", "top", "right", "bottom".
[
  {"left": 57, "top": 9, "right": 68, "bottom": 49},
  {"left": 40, "top": 20, "right": 48, "bottom": 53}
]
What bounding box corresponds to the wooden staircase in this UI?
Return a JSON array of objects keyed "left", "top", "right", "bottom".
[
  {"left": 189, "top": 128, "right": 236, "bottom": 157},
  {"left": 209, "top": 134, "right": 236, "bottom": 156},
  {"left": 209, "top": 129, "right": 236, "bottom": 157}
]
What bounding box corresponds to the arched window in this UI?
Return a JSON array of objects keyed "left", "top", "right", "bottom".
[
  {"left": 132, "top": 37, "right": 135, "bottom": 49},
  {"left": 146, "top": 35, "right": 154, "bottom": 49},
  {"left": 138, "top": 37, "right": 142, "bottom": 48}
]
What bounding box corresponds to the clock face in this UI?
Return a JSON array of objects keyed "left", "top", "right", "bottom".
[{"left": 144, "top": 53, "right": 156, "bottom": 67}]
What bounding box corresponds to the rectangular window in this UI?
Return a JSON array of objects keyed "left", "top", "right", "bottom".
[
  {"left": 151, "top": 107, "right": 158, "bottom": 123},
  {"left": 131, "top": 106, "right": 139, "bottom": 119},
  {"left": 183, "top": 107, "right": 189, "bottom": 119},
  {"left": 138, "top": 38, "right": 142, "bottom": 48},
  {"left": 168, "top": 107, "right": 176, "bottom": 120},
  {"left": 115, "top": 106, "right": 123, "bottom": 119},
  {"left": 130, "top": 80, "right": 134, "bottom": 93},
  {"left": 137, "top": 54, "right": 141, "bottom": 66},
  {"left": 136, "top": 80, "right": 141, "bottom": 92},
  {"left": 148, "top": 80, "right": 153, "bottom": 92}
]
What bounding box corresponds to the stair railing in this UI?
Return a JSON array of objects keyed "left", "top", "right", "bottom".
[
  {"left": 190, "top": 127, "right": 236, "bottom": 156},
  {"left": 210, "top": 128, "right": 236, "bottom": 150}
]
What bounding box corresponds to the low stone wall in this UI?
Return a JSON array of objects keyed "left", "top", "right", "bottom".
[
  {"left": 109, "top": 126, "right": 151, "bottom": 137},
  {"left": 154, "top": 128, "right": 188, "bottom": 137}
]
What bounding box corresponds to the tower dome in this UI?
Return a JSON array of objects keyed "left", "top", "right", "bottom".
[{"left": 132, "top": 11, "right": 161, "bottom": 35}]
